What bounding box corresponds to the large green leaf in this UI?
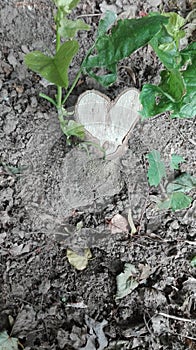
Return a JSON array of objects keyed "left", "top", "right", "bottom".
[
  {"left": 140, "top": 56, "right": 196, "bottom": 119},
  {"left": 58, "top": 18, "right": 90, "bottom": 38},
  {"left": 158, "top": 192, "right": 192, "bottom": 211},
  {"left": 171, "top": 57, "right": 196, "bottom": 118},
  {"left": 25, "top": 41, "right": 79, "bottom": 87},
  {"left": 146, "top": 150, "right": 166, "bottom": 187},
  {"left": 83, "top": 15, "right": 168, "bottom": 86},
  {"left": 139, "top": 84, "right": 173, "bottom": 118}
]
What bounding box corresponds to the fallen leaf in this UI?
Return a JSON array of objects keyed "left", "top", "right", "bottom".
[
  {"left": 0, "top": 331, "right": 18, "bottom": 350},
  {"left": 109, "top": 214, "right": 129, "bottom": 234},
  {"left": 139, "top": 264, "right": 151, "bottom": 280},
  {"left": 116, "top": 263, "right": 139, "bottom": 300},
  {"left": 80, "top": 316, "right": 108, "bottom": 350},
  {"left": 67, "top": 248, "right": 92, "bottom": 270}
]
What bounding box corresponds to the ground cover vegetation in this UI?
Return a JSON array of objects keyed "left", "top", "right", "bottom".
[
  {"left": 0, "top": 0, "right": 195, "bottom": 348},
  {"left": 24, "top": 0, "right": 196, "bottom": 211}
]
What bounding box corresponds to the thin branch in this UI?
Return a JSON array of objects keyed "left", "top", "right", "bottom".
[{"left": 158, "top": 312, "right": 196, "bottom": 324}]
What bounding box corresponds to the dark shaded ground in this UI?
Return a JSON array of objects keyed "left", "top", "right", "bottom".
[{"left": 0, "top": 0, "right": 196, "bottom": 349}]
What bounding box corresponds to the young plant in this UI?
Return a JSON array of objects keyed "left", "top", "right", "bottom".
[
  {"left": 140, "top": 13, "right": 196, "bottom": 119},
  {"left": 25, "top": 0, "right": 90, "bottom": 144},
  {"left": 25, "top": 3, "right": 183, "bottom": 143},
  {"left": 83, "top": 11, "right": 196, "bottom": 119},
  {"left": 146, "top": 150, "right": 196, "bottom": 211}
]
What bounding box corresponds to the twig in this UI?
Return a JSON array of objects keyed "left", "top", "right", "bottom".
[
  {"left": 158, "top": 312, "right": 196, "bottom": 324},
  {"left": 77, "top": 14, "right": 102, "bottom": 19}
]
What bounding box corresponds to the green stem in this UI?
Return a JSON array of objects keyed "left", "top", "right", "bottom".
[
  {"left": 62, "top": 69, "right": 82, "bottom": 105},
  {"left": 57, "top": 86, "right": 62, "bottom": 109},
  {"left": 62, "top": 43, "right": 96, "bottom": 106},
  {"left": 39, "top": 93, "right": 57, "bottom": 107},
  {"left": 56, "top": 8, "right": 62, "bottom": 109},
  {"left": 56, "top": 8, "right": 61, "bottom": 52}
]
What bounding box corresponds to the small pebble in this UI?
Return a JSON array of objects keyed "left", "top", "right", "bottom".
[
  {"left": 8, "top": 52, "right": 18, "bottom": 68},
  {"left": 31, "top": 96, "right": 38, "bottom": 108}
]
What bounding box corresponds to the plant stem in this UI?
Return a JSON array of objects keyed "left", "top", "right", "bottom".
[
  {"left": 57, "top": 86, "right": 62, "bottom": 109},
  {"left": 39, "top": 93, "right": 57, "bottom": 107},
  {"left": 62, "top": 69, "right": 82, "bottom": 105},
  {"left": 62, "top": 43, "right": 95, "bottom": 106},
  {"left": 56, "top": 8, "right": 62, "bottom": 109}
]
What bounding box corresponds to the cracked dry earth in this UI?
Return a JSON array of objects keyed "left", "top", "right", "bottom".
[{"left": 0, "top": 0, "right": 196, "bottom": 349}]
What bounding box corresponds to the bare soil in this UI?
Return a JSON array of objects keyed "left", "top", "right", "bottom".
[{"left": 0, "top": 0, "right": 196, "bottom": 349}]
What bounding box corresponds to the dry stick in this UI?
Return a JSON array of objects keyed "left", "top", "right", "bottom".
[
  {"left": 77, "top": 14, "right": 102, "bottom": 19},
  {"left": 158, "top": 312, "right": 196, "bottom": 325},
  {"left": 143, "top": 313, "right": 157, "bottom": 342}
]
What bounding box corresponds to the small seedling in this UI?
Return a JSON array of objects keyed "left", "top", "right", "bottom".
[{"left": 146, "top": 150, "right": 196, "bottom": 211}]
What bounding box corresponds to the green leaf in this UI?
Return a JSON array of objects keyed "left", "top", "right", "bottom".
[
  {"left": 159, "top": 69, "right": 186, "bottom": 102},
  {"left": 158, "top": 192, "right": 192, "bottom": 211},
  {"left": 58, "top": 18, "right": 90, "bottom": 38},
  {"left": 191, "top": 256, "right": 196, "bottom": 268},
  {"left": 83, "top": 15, "right": 168, "bottom": 87},
  {"left": 140, "top": 59, "right": 195, "bottom": 119},
  {"left": 116, "top": 263, "right": 139, "bottom": 300},
  {"left": 170, "top": 154, "right": 185, "bottom": 170},
  {"left": 60, "top": 119, "right": 85, "bottom": 141},
  {"left": 166, "top": 173, "right": 196, "bottom": 193},
  {"left": 54, "top": 0, "right": 80, "bottom": 12},
  {"left": 146, "top": 150, "right": 166, "bottom": 187},
  {"left": 0, "top": 331, "right": 18, "bottom": 350},
  {"left": 140, "top": 84, "right": 173, "bottom": 118},
  {"left": 66, "top": 248, "right": 92, "bottom": 270},
  {"left": 163, "top": 12, "right": 185, "bottom": 48},
  {"left": 97, "top": 10, "right": 117, "bottom": 37},
  {"left": 25, "top": 41, "right": 79, "bottom": 87},
  {"left": 180, "top": 42, "right": 196, "bottom": 66},
  {"left": 182, "top": 58, "right": 196, "bottom": 90},
  {"left": 149, "top": 12, "right": 184, "bottom": 69}
]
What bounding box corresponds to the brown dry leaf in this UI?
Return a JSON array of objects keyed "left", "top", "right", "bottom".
[{"left": 109, "top": 214, "right": 129, "bottom": 234}]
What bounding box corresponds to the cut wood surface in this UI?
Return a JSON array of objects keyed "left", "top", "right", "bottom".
[{"left": 75, "top": 88, "right": 141, "bottom": 159}]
